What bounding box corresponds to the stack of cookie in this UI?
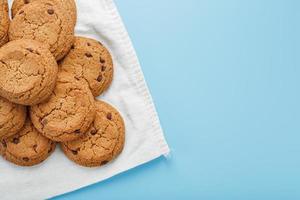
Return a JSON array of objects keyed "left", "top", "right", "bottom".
[{"left": 0, "top": 0, "right": 125, "bottom": 167}]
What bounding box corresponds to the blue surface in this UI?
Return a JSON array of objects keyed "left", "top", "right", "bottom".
[{"left": 53, "top": 0, "right": 300, "bottom": 199}]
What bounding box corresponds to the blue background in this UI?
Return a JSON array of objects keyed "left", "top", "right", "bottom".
[{"left": 53, "top": 0, "right": 300, "bottom": 199}]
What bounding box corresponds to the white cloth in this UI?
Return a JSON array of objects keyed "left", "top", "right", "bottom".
[{"left": 1, "top": 0, "right": 170, "bottom": 199}]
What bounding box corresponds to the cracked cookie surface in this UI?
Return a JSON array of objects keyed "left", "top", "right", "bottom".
[
  {"left": 9, "top": 0, "right": 75, "bottom": 60},
  {"left": 0, "top": 119, "right": 56, "bottom": 166},
  {"left": 11, "top": 0, "right": 77, "bottom": 26},
  {"left": 0, "top": 96, "right": 26, "bottom": 139},
  {"left": 62, "top": 100, "right": 125, "bottom": 167},
  {"left": 0, "top": 39, "right": 58, "bottom": 105},
  {"left": 0, "top": 0, "right": 9, "bottom": 46},
  {"left": 30, "top": 70, "right": 95, "bottom": 142},
  {"left": 60, "top": 36, "right": 113, "bottom": 97}
]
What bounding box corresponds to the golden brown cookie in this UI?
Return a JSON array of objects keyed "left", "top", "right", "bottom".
[
  {"left": 30, "top": 71, "right": 95, "bottom": 142},
  {"left": 0, "top": 0, "right": 9, "bottom": 47},
  {"left": 11, "top": 0, "right": 77, "bottom": 26},
  {"left": 0, "top": 97, "right": 26, "bottom": 139},
  {"left": 0, "top": 39, "right": 58, "bottom": 106},
  {"left": 60, "top": 37, "right": 114, "bottom": 97},
  {"left": 9, "top": 0, "right": 75, "bottom": 60},
  {"left": 0, "top": 119, "right": 56, "bottom": 166},
  {"left": 61, "top": 100, "right": 125, "bottom": 167}
]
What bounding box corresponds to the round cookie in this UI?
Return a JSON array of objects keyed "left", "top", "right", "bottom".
[
  {"left": 11, "top": 0, "right": 77, "bottom": 25},
  {"left": 30, "top": 71, "right": 95, "bottom": 142},
  {"left": 9, "top": 0, "right": 75, "bottom": 60},
  {"left": 60, "top": 37, "right": 113, "bottom": 97},
  {"left": 61, "top": 100, "right": 125, "bottom": 167},
  {"left": 0, "top": 39, "right": 58, "bottom": 105},
  {"left": 0, "top": 119, "right": 56, "bottom": 166},
  {"left": 0, "top": 97, "right": 26, "bottom": 139},
  {"left": 0, "top": 0, "right": 9, "bottom": 47}
]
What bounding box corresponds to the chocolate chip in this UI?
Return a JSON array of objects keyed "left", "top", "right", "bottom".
[
  {"left": 71, "top": 44, "right": 75, "bottom": 49},
  {"left": 90, "top": 128, "right": 97, "bottom": 135},
  {"left": 85, "top": 52, "right": 93, "bottom": 58},
  {"left": 106, "top": 113, "right": 112, "bottom": 120},
  {"left": 12, "top": 138, "right": 19, "bottom": 144},
  {"left": 100, "top": 57, "right": 105, "bottom": 64},
  {"left": 97, "top": 74, "right": 103, "bottom": 82},
  {"left": 47, "top": 9, "right": 54, "bottom": 15},
  {"left": 71, "top": 150, "right": 78, "bottom": 155},
  {"left": 24, "top": 0, "right": 30, "bottom": 4},
  {"left": 101, "top": 160, "right": 109, "bottom": 165},
  {"left": 1, "top": 141, "right": 7, "bottom": 148},
  {"left": 23, "top": 157, "right": 29, "bottom": 162},
  {"left": 19, "top": 10, "right": 24, "bottom": 14},
  {"left": 75, "top": 129, "right": 81, "bottom": 134},
  {"left": 26, "top": 48, "right": 33, "bottom": 53},
  {"left": 101, "top": 65, "right": 106, "bottom": 72},
  {"left": 87, "top": 42, "right": 91, "bottom": 46}
]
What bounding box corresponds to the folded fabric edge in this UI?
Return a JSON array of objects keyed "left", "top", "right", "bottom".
[
  {"left": 103, "top": 0, "right": 170, "bottom": 157},
  {"left": 50, "top": 153, "right": 165, "bottom": 199}
]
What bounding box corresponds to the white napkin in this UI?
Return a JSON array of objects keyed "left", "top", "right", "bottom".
[{"left": 1, "top": 0, "right": 170, "bottom": 199}]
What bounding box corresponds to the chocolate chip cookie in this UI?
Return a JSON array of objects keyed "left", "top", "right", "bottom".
[
  {"left": 9, "top": 0, "right": 75, "bottom": 60},
  {"left": 0, "top": 119, "right": 56, "bottom": 166},
  {"left": 61, "top": 100, "right": 125, "bottom": 167},
  {"left": 0, "top": 39, "right": 58, "bottom": 105},
  {"left": 0, "top": 0, "right": 9, "bottom": 47},
  {"left": 30, "top": 70, "right": 95, "bottom": 142},
  {"left": 11, "top": 0, "right": 77, "bottom": 26},
  {"left": 0, "top": 96, "right": 26, "bottom": 139},
  {"left": 60, "top": 36, "right": 114, "bottom": 97}
]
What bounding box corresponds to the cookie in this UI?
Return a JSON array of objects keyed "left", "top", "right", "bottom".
[
  {"left": 0, "top": 119, "right": 56, "bottom": 166},
  {"left": 62, "top": 100, "right": 125, "bottom": 167},
  {"left": 60, "top": 36, "right": 113, "bottom": 97},
  {"left": 0, "top": 0, "right": 9, "bottom": 46},
  {"left": 0, "top": 97, "right": 26, "bottom": 139},
  {"left": 11, "top": 0, "right": 77, "bottom": 25},
  {"left": 30, "top": 70, "right": 95, "bottom": 142},
  {"left": 0, "top": 39, "right": 58, "bottom": 105},
  {"left": 9, "top": 0, "right": 75, "bottom": 60}
]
